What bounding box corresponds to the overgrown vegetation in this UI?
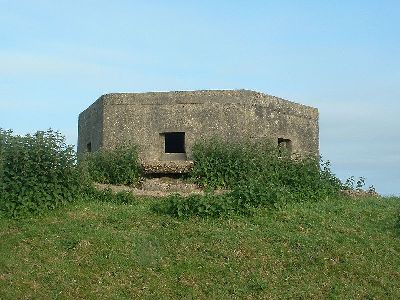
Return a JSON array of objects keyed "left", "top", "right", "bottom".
[
  {"left": 0, "top": 129, "right": 85, "bottom": 217},
  {"left": 81, "top": 144, "right": 140, "bottom": 186},
  {"left": 0, "top": 129, "right": 349, "bottom": 219},
  {"left": 0, "top": 129, "right": 138, "bottom": 218},
  {"left": 343, "top": 175, "right": 376, "bottom": 193},
  {"left": 155, "top": 139, "right": 343, "bottom": 217}
]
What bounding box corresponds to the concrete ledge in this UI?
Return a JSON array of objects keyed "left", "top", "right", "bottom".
[
  {"left": 141, "top": 160, "right": 194, "bottom": 174},
  {"left": 94, "top": 180, "right": 228, "bottom": 198},
  {"left": 161, "top": 153, "right": 187, "bottom": 161}
]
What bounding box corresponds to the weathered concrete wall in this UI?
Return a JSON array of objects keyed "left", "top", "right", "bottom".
[
  {"left": 77, "top": 97, "right": 104, "bottom": 154},
  {"left": 79, "top": 90, "right": 319, "bottom": 165}
]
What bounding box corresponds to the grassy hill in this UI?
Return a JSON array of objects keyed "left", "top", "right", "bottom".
[{"left": 1, "top": 195, "right": 399, "bottom": 299}]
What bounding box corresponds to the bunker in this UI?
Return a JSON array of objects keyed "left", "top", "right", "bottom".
[{"left": 78, "top": 90, "right": 319, "bottom": 173}]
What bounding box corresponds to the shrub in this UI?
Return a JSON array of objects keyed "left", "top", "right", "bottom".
[
  {"left": 81, "top": 144, "right": 140, "bottom": 186},
  {"left": 191, "top": 139, "right": 341, "bottom": 194},
  {"left": 0, "top": 129, "right": 85, "bottom": 217},
  {"left": 155, "top": 139, "right": 343, "bottom": 218},
  {"left": 189, "top": 139, "right": 273, "bottom": 188}
]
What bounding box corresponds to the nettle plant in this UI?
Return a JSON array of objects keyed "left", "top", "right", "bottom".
[
  {"left": 0, "top": 129, "right": 84, "bottom": 217},
  {"left": 155, "top": 139, "right": 344, "bottom": 218},
  {"left": 80, "top": 144, "right": 141, "bottom": 186},
  {"left": 343, "top": 176, "right": 376, "bottom": 193}
]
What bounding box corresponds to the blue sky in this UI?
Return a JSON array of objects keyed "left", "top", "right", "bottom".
[{"left": 1, "top": 0, "right": 399, "bottom": 195}]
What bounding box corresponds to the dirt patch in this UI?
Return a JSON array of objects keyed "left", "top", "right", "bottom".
[{"left": 94, "top": 177, "right": 227, "bottom": 198}]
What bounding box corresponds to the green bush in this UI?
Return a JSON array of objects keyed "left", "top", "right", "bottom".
[
  {"left": 155, "top": 139, "right": 343, "bottom": 218},
  {"left": 0, "top": 129, "right": 85, "bottom": 217},
  {"left": 81, "top": 144, "right": 140, "bottom": 186},
  {"left": 189, "top": 139, "right": 269, "bottom": 188},
  {"left": 190, "top": 139, "right": 341, "bottom": 192}
]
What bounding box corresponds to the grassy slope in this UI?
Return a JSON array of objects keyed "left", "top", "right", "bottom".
[{"left": 0, "top": 196, "right": 399, "bottom": 299}]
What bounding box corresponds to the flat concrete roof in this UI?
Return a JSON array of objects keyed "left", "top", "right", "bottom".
[{"left": 80, "top": 90, "right": 318, "bottom": 120}]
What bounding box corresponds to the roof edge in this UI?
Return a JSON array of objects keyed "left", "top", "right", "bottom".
[{"left": 97, "top": 89, "right": 317, "bottom": 112}]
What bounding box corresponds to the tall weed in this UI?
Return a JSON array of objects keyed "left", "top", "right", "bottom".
[
  {"left": 190, "top": 139, "right": 280, "bottom": 188},
  {"left": 0, "top": 129, "right": 86, "bottom": 217},
  {"left": 81, "top": 144, "right": 140, "bottom": 186},
  {"left": 157, "top": 139, "right": 343, "bottom": 218}
]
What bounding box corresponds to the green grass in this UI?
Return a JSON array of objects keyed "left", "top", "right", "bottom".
[{"left": 1, "top": 196, "right": 399, "bottom": 299}]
